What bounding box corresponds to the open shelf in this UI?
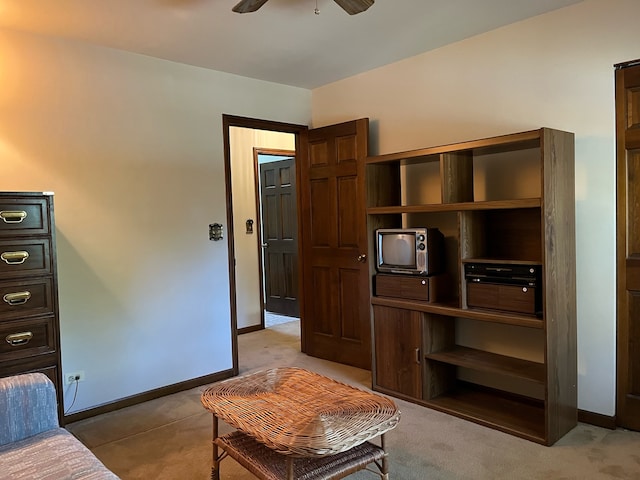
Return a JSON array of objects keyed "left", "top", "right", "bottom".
[
  {"left": 425, "top": 382, "right": 546, "bottom": 444},
  {"left": 365, "top": 130, "right": 543, "bottom": 166},
  {"left": 371, "top": 296, "right": 544, "bottom": 329},
  {"left": 425, "top": 346, "right": 545, "bottom": 384}
]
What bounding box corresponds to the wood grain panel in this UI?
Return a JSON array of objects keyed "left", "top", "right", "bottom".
[
  {"left": 628, "top": 291, "right": 640, "bottom": 397},
  {"left": 280, "top": 192, "right": 295, "bottom": 240},
  {"left": 283, "top": 253, "right": 297, "bottom": 300},
  {"left": 441, "top": 152, "right": 473, "bottom": 203},
  {"left": 337, "top": 176, "right": 358, "bottom": 248},
  {"left": 266, "top": 252, "right": 280, "bottom": 296},
  {"left": 336, "top": 134, "right": 357, "bottom": 164},
  {"left": 309, "top": 141, "right": 328, "bottom": 167},
  {"left": 310, "top": 178, "right": 331, "bottom": 247},
  {"left": 627, "top": 151, "right": 640, "bottom": 255},
  {"left": 339, "top": 268, "right": 360, "bottom": 340},
  {"left": 373, "top": 305, "right": 423, "bottom": 398},
  {"left": 263, "top": 168, "right": 275, "bottom": 188},
  {"left": 263, "top": 194, "right": 277, "bottom": 240},
  {"left": 541, "top": 128, "right": 577, "bottom": 444},
  {"left": 311, "top": 266, "right": 333, "bottom": 336},
  {"left": 279, "top": 165, "right": 291, "bottom": 186}
]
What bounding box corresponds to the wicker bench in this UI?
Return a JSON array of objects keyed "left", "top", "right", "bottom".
[{"left": 200, "top": 367, "right": 400, "bottom": 480}]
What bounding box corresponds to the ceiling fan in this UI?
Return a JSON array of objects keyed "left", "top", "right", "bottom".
[{"left": 232, "top": 0, "right": 374, "bottom": 15}]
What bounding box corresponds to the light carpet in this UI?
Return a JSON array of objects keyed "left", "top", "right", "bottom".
[{"left": 66, "top": 321, "right": 640, "bottom": 479}]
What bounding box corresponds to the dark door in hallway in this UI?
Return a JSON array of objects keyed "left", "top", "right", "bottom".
[
  {"left": 299, "top": 118, "right": 371, "bottom": 370},
  {"left": 616, "top": 58, "right": 640, "bottom": 431},
  {"left": 259, "top": 157, "right": 299, "bottom": 318}
]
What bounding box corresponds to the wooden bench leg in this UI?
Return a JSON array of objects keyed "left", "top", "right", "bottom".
[
  {"left": 211, "top": 415, "right": 219, "bottom": 480},
  {"left": 287, "top": 456, "right": 294, "bottom": 479},
  {"left": 381, "top": 433, "right": 389, "bottom": 479}
]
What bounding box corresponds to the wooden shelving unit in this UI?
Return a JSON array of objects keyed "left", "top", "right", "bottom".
[{"left": 368, "top": 128, "right": 577, "bottom": 445}]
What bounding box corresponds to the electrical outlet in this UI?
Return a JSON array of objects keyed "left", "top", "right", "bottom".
[{"left": 65, "top": 371, "right": 85, "bottom": 385}]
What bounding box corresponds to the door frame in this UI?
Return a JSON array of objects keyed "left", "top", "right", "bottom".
[
  {"left": 222, "top": 114, "right": 308, "bottom": 375},
  {"left": 253, "top": 148, "right": 297, "bottom": 324}
]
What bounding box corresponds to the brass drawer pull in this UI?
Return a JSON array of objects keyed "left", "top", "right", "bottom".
[
  {"left": 1, "top": 251, "right": 30, "bottom": 265},
  {"left": 5, "top": 331, "right": 33, "bottom": 346},
  {"left": 3, "top": 291, "right": 31, "bottom": 306},
  {"left": 0, "top": 210, "right": 28, "bottom": 224}
]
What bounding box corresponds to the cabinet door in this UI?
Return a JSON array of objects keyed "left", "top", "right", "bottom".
[{"left": 373, "top": 305, "right": 422, "bottom": 398}]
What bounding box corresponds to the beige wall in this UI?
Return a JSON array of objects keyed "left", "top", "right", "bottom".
[
  {"left": 0, "top": 28, "right": 310, "bottom": 413},
  {"left": 229, "top": 127, "right": 295, "bottom": 330},
  {"left": 311, "top": 0, "right": 636, "bottom": 416}
]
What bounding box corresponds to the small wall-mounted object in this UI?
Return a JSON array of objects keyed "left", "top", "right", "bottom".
[
  {"left": 209, "top": 223, "right": 223, "bottom": 241},
  {"left": 246, "top": 219, "right": 254, "bottom": 234}
]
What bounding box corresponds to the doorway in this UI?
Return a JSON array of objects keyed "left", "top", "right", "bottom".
[
  {"left": 223, "top": 115, "right": 307, "bottom": 375},
  {"left": 256, "top": 150, "right": 300, "bottom": 322},
  {"left": 224, "top": 115, "right": 372, "bottom": 374}
]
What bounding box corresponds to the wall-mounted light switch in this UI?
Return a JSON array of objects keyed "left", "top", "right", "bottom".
[{"left": 209, "top": 223, "right": 223, "bottom": 241}]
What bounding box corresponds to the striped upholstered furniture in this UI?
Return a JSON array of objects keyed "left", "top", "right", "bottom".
[{"left": 0, "top": 373, "right": 119, "bottom": 479}]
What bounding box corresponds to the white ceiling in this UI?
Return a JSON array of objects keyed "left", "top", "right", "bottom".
[{"left": 0, "top": 0, "right": 582, "bottom": 89}]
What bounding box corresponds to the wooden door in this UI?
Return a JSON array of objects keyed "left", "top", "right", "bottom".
[
  {"left": 298, "top": 119, "right": 371, "bottom": 370},
  {"left": 616, "top": 58, "right": 640, "bottom": 430},
  {"left": 259, "top": 157, "right": 299, "bottom": 317}
]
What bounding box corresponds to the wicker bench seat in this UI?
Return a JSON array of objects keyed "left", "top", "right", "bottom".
[{"left": 201, "top": 367, "right": 400, "bottom": 480}]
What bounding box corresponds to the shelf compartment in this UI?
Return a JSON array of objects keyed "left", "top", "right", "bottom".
[
  {"left": 460, "top": 207, "right": 542, "bottom": 263},
  {"left": 365, "top": 130, "right": 543, "bottom": 166},
  {"left": 424, "top": 381, "right": 546, "bottom": 444},
  {"left": 370, "top": 296, "right": 544, "bottom": 329},
  {"left": 472, "top": 147, "right": 541, "bottom": 202},
  {"left": 425, "top": 346, "right": 545, "bottom": 384}
]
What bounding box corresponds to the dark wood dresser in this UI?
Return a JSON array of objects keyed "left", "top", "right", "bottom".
[{"left": 0, "top": 192, "right": 63, "bottom": 423}]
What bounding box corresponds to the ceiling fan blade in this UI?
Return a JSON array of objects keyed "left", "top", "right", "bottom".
[
  {"left": 332, "top": 0, "right": 374, "bottom": 15},
  {"left": 232, "top": 0, "right": 270, "bottom": 14}
]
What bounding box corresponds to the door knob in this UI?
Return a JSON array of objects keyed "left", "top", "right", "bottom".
[
  {"left": 357, "top": 254, "right": 367, "bottom": 263},
  {"left": 262, "top": 243, "right": 269, "bottom": 248}
]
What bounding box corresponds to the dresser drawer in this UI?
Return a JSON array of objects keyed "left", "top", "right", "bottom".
[
  {"left": 0, "top": 356, "right": 59, "bottom": 387},
  {"left": 0, "top": 239, "right": 52, "bottom": 278},
  {"left": 466, "top": 282, "right": 539, "bottom": 315},
  {"left": 0, "top": 316, "right": 56, "bottom": 361},
  {"left": 374, "top": 273, "right": 445, "bottom": 302},
  {"left": 0, "top": 278, "right": 54, "bottom": 320},
  {"left": 0, "top": 197, "right": 50, "bottom": 237}
]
